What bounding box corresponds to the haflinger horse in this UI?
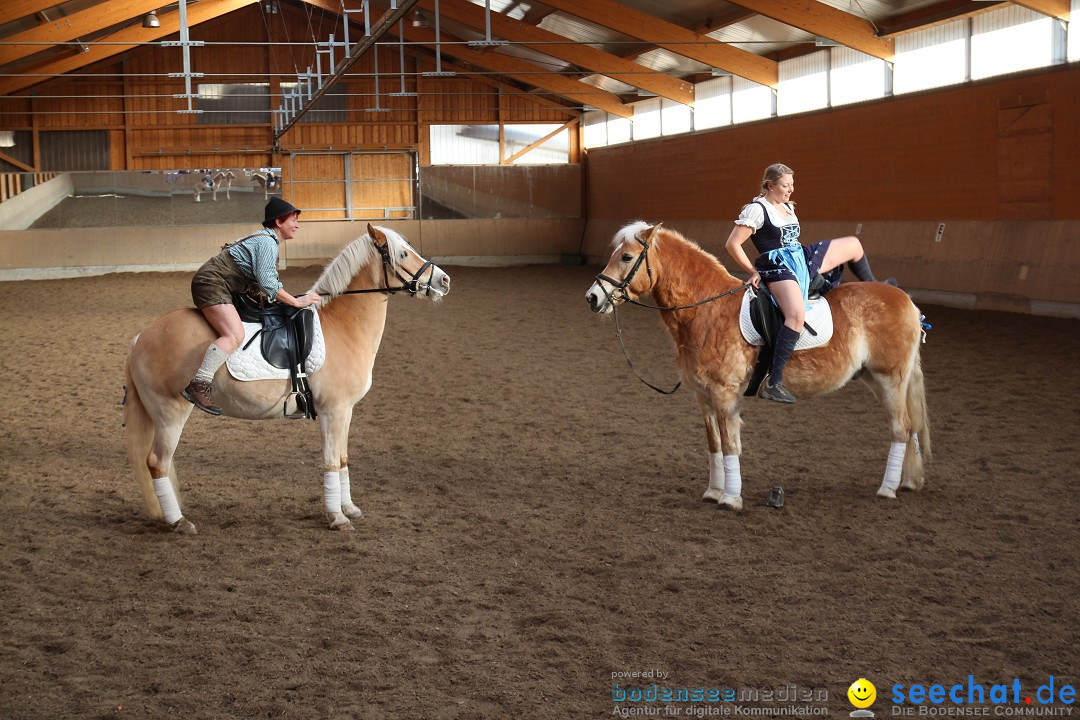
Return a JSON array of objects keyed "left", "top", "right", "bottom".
[
  {"left": 124, "top": 224, "right": 450, "bottom": 533},
  {"left": 193, "top": 170, "right": 236, "bottom": 202},
  {"left": 585, "top": 221, "right": 930, "bottom": 510},
  {"left": 251, "top": 171, "right": 278, "bottom": 200}
]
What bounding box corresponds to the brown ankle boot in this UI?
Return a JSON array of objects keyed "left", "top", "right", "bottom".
[{"left": 182, "top": 379, "right": 222, "bottom": 415}]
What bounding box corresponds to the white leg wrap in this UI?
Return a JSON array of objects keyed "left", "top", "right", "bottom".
[
  {"left": 708, "top": 453, "right": 725, "bottom": 492},
  {"left": 323, "top": 471, "right": 341, "bottom": 514},
  {"left": 881, "top": 442, "right": 906, "bottom": 493},
  {"left": 339, "top": 467, "right": 353, "bottom": 506},
  {"left": 722, "top": 455, "right": 742, "bottom": 499},
  {"left": 152, "top": 476, "right": 183, "bottom": 525}
]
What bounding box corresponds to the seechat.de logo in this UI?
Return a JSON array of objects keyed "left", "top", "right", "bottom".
[{"left": 849, "top": 678, "right": 877, "bottom": 718}]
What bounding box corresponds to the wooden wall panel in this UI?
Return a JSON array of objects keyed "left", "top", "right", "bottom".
[
  {"left": 289, "top": 153, "right": 345, "bottom": 219},
  {"left": 499, "top": 92, "right": 571, "bottom": 122},
  {"left": 0, "top": 96, "right": 32, "bottom": 128},
  {"left": 418, "top": 77, "right": 499, "bottom": 123},
  {"left": 349, "top": 153, "right": 413, "bottom": 219}
]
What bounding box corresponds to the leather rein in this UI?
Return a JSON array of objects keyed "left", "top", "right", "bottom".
[{"left": 596, "top": 227, "right": 749, "bottom": 395}]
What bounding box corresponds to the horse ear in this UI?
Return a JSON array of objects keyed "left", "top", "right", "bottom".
[
  {"left": 368, "top": 223, "right": 385, "bottom": 245},
  {"left": 645, "top": 222, "right": 663, "bottom": 242}
]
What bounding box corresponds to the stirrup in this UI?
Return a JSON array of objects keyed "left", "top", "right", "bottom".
[{"left": 283, "top": 391, "right": 312, "bottom": 420}]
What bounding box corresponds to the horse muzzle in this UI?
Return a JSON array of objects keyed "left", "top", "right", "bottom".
[
  {"left": 586, "top": 282, "right": 616, "bottom": 314},
  {"left": 423, "top": 268, "right": 451, "bottom": 299}
]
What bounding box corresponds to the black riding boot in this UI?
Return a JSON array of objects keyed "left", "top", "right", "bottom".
[
  {"left": 761, "top": 326, "right": 798, "bottom": 404},
  {"left": 848, "top": 254, "right": 897, "bottom": 286}
]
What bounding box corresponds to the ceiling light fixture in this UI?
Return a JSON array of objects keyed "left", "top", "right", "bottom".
[
  {"left": 142, "top": 10, "right": 160, "bottom": 28},
  {"left": 0, "top": 131, "right": 15, "bottom": 148}
]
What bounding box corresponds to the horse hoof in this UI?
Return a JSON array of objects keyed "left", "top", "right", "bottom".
[
  {"left": 900, "top": 477, "right": 924, "bottom": 492},
  {"left": 876, "top": 486, "right": 897, "bottom": 500},
  {"left": 718, "top": 495, "right": 743, "bottom": 511},
  {"left": 169, "top": 517, "right": 198, "bottom": 535},
  {"left": 701, "top": 488, "right": 724, "bottom": 503},
  {"left": 327, "top": 512, "right": 353, "bottom": 531},
  {"left": 342, "top": 503, "right": 364, "bottom": 520}
]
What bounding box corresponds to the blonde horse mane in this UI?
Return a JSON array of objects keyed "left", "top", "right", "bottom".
[
  {"left": 614, "top": 220, "right": 733, "bottom": 282},
  {"left": 309, "top": 226, "right": 411, "bottom": 301}
]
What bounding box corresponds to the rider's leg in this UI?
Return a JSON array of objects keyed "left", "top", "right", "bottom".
[
  {"left": 821, "top": 236, "right": 895, "bottom": 284},
  {"left": 183, "top": 304, "right": 244, "bottom": 415},
  {"left": 763, "top": 280, "right": 804, "bottom": 403}
]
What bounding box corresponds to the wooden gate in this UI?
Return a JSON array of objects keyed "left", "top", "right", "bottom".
[{"left": 287, "top": 151, "right": 416, "bottom": 220}]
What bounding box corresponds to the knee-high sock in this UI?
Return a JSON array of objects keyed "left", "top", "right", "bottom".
[
  {"left": 847, "top": 255, "right": 877, "bottom": 282},
  {"left": 770, "top": 326, "right": 799, "bottom": 385},
  {"left": 194, "top": 343, "right": 230, "bottom": 383}
]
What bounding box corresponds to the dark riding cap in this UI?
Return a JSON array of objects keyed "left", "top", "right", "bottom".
[{"left": 262, "top": 196, "right": 301, "bottom": 228}]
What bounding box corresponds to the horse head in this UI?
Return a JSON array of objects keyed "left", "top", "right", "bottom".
[
  {"left": 585, "top": 221, "right": 663, "bottom": 314},
  {"left": 311, "top": 225, "right": 451, "bottom": 302},
  {"left": 367, "top": 224, "right": 451, "bottom": 300}
]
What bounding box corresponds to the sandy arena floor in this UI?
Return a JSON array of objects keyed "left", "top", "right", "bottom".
[{"left": 1, "top": 262, "right": 1077, "bottom": 719}]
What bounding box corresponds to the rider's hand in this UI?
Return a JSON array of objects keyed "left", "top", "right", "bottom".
[
  {"left": 749, "top": 272, "right": 761, "bottom": 289},
  {"left": 304, "top": 291, "right": 321, "bottom": 307}
]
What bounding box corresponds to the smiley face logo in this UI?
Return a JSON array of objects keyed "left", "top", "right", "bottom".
[{"left": 848, "top": 678, "right": 877, "bottom": 709}]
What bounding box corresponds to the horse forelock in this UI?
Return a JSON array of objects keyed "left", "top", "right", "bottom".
[
  {"left": 613, "top": 221, "right": 654, "bottom": 250},
  {"left": 310, "top": 226, "right": 415, "bottom": 299}
]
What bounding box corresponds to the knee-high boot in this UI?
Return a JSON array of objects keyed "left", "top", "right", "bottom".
[
  {"left": 847, "top": 254, "right": 897, "bottom": 285},
  {"left": 761, "top": 326, "right": 798, "bottom": 404}
]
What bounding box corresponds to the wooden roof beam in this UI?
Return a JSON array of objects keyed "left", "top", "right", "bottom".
[
  {"left": 0, "top": 0, "right": 258, "bottom": 96},
  {"left": 391, "top": 22, "right": 631, "bottom": 117},
  {"left": 521, "top": 4, "right": 555, "bottom": 26},
  {"left": 415, "top": 52, "right": 579, "bottom": 116},
  {"left": 1014, "top": 0, "right": 1070, "bottom": 21},
  {"left": 0, "top": 0, "right": 170, "bottom": 67},
  {"left": 724, "top": 0, "right": 893, "bottom": 61},
  {"left": 877, "top": 0, "right": 1004, "bottom": 37},
  {"left": 417, "top": 0, "right": 694, "bottom": 106},
  {"left": 0, "top": 0, "right": 70, "bottom": 27},
  {"left": 530, "top": 0, "right": 778, "bottom": 88}
]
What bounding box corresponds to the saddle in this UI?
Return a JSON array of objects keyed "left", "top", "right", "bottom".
[
  {"left": 233, "top": 292, "right": 317, "bottom": 420},
  {"left": 743, "top": 269, "right": 840, "bottom": 398}
]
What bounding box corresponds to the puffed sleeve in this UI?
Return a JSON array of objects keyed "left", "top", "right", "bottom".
[{"left": 735, "top": 201, "right": 764, "bottom": 231}]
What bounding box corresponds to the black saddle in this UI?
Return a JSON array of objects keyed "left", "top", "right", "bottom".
[
  {"left": 233, "top": 292, "right": 317, "bottom": 420},
  {"left": 743, "top": 268, "right": 841, "bottom": 397}
]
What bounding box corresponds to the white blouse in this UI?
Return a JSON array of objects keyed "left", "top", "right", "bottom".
[{"left": 734, "top": 199, "right": 799, "bottom": 232}]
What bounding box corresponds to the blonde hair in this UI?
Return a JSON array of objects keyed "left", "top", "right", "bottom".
[{"left": 757, "top": 163, "right": 794, "bottom": 197}]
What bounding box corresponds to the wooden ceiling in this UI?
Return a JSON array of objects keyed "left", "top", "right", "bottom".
[{"left": 0, "top": 0, "right": 1071, "bottom": 108}]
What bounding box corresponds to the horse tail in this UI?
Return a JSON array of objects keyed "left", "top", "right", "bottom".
[
  {"left": 123, "top": 336, "right": 162, "bottom": 519},
  {"left": 902, "top": 345, "right": 932, "bottom": 491}
]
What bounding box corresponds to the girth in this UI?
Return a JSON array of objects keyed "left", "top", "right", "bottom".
[{"left": 233, "top": 292, "right": 317, "bottom": 419}]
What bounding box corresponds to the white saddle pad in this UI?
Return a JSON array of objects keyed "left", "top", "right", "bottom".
[
  {"left": 738, "top": 289, "right": 834, "bottom": 351},
  {"left": 226, "top": 308, "right": 326, "bottom": 382}
]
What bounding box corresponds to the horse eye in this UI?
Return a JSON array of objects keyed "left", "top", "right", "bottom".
[
  {"left": 400, "top": 250, "right": 407, "bottom": 259},
  {"left": 621, "top": 254, "right": 633, "bottom": 263}
]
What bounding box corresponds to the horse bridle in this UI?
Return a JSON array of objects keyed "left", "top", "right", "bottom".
[
  {"left": 342, "top": 237, "right": 437, "bottom": 297},
  {"left": 595, "top": 224, "right": 660, "bottom": 304}
]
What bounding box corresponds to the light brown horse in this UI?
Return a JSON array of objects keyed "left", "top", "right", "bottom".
[
  {"left": 124, "top": 225, "right": 450, "bottom": 533},
  {"left": 586, "top": 221, "right": 930, "bottom": 510},
  {"left": 251, "top": 171, "right": 278, "bottom": 200},
  {"left": 193, "top": 170, "right": 236, "bottom": 202}
]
